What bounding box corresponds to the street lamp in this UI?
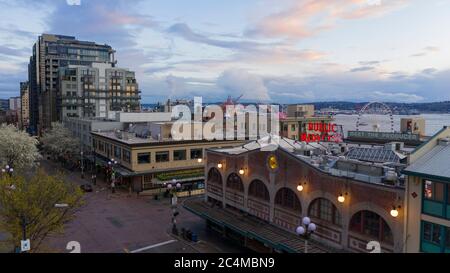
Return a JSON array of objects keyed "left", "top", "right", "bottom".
[
  {"left": 2, "top": 165, "right": 13, "bottom": 177},
  {"left": 296, "top": 216, "right": 317, "bottom": 254},
  {"left": 80, "top": 151, "right": 84, "bottom": 179},
  {"left": 167, "top": 181, "right": 182, "bottom": 235},
  {"left": 108, "top": 159, "right": 118, "bottom": 193}
]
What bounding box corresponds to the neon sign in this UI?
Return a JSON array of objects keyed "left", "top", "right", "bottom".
[{"left": 301, "top": 122, "right": 342, "bottom": 143}]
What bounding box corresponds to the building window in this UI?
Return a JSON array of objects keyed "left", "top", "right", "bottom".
[
  {"left": 207, "top": 168, "right": 222, "bottom": 185},
  {"left": 190, "top": 148, "right": 203, "bottom": 159},
  {"left": 155, "top": 151, "right": 169, "bottom": 162},
  {"left": 275, "top": 188, "right": 301, "bottom": 212},
  {"left": 173, "top": 150, "right": 186, "bottom": 161},
  {"left": 248, "top": 180, "right": 269, "bottom": 201},
  {"left": 349, "top": 210, "right": 393, "bottom": 244},
  {"left": 137, "top": 153, "right": 150, "bottom": 164},
  {"left": 98, "top": 141, "right": 104, "bottom": 152},
  {"left": 424, "top": 180, "right": 444, "bottom": 202},
  {"left": 421, "top": 221, "right": 449, "bottom": 253},
  {"left": 114, "top": 146, "right": 121, "bottom": 159},
  {"left": 308, "top": 198, "right": 341, "bottom": 226},
  {"left": 291, "top": 124, "right": 296, "bottom": 132},
  {"left": 422, "top": 180, "right": 449, "bottom": 218},
  {"left": 122, "top": 149, "right": 131, "bottom": 163},
  {"left": 226, "top": 173, "right": 244, "bottom": 192}
]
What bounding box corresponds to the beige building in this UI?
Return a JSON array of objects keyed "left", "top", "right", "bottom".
[
  {"left": 403, "top": 126, "right": 450, "bottom": 253},
  {"left": 286, "top": 104, "right": 315, "bottom": 118},
  {"left": 401, "top": 117, "right": 426, "bottom": 137},
  {"left": 91, "top": 126, "right": 245, "bottom": 195}
]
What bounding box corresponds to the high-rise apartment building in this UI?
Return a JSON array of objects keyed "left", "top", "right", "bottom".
[
  {"left": 9, "top": 96, "right": 21, "bottom": 111},
  {"left": 59, "top": 62, "right": 140, "bottom": 120},
  {"left": 20, "top": 81, "right": 30, "bottom": 130},
  {"left": 28, "top": 34, "right": 116, "bottom": 134}
]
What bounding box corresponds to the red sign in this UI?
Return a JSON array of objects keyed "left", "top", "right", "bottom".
[{"left": 301, "top": 122, "right": 342, "bottom": 143}]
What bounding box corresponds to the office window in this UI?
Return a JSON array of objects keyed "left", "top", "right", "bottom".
[
  {"left": 155, "top": 151, "right": 169, "bottom": 162},
  {"left": 114, "top": 146, "right": 121, "bottom": 159},
  {"left": 122, "top": 149, "right": 131, "bottom": 163},
  {"left": 98, "top": 141, "right": 104, "bottom": 152},
  {"left": 173, "top": 150, "right": 186, "bottom": 161},
  {"left": 424, "top": 180, "right": 444, "bottom": 202},
  {"left": 190, "top": 149, "right": 203, "bottom": 159},
  {"left": 137, "top": 153, "right": 150, "bottom": 164}
]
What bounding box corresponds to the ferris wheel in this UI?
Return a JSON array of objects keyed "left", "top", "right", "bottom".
[{"left": 356, "top": 102, "right": 394, "bottom": 132}]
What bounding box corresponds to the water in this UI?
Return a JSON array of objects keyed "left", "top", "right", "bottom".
[{"left": 334, "top": 114, "right": 450, "bottom": 137}]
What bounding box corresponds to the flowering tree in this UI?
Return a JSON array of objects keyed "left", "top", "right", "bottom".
[
  {"left": 0, "top": 124, "right": 41, "bottom": 171},
  {"left": 40, "top": 122, "right": 80, "bottom": 160},
  {"left": 0, "top": 169, "right": 84, "bottom": 252}
]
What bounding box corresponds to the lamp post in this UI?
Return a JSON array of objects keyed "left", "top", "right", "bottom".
[
  {"left": 2, "top": 165, "right": 14, "bottom": 177},
  {"left": 296, "top": 216, "right": 317, "bottom": 254},
  {"left": 80, "top": 151, "right": 84, "bottom": 179},
  {"left": 167, "top": 181, "right": 182, "bottom": 235},
  {"left": 108, "top": 159, "right": 118, "bottom": 193}
]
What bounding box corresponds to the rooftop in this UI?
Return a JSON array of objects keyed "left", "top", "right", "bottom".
[{"left": 403, "top": 138, "right": 450, "bottom": 182}]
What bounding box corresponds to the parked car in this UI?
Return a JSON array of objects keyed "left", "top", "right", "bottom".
[{"left": 80, "top": 184, "right": 93, "bottom": 193}]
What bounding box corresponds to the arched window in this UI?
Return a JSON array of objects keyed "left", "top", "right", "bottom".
[
  {"left": 226, "top": 173, "right": 244, "bottom": 192},
  {"left": 207, "top": 168, "right": 222, "bottom": 185},
  {"left": 248, "top": 180, "right": 270, "bottom": 201},
  {"left": 275, "top": 188, "right": 301, "bottom": 212},
  {"left": 308, "top": 198, "right": 341, "bottom": 226},
  {"left": 349, "top": 210, "right": 393, "bottom": 244}
]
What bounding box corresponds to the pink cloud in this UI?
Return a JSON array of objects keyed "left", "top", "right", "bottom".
[{"left": 247, "top": 0, "right": 408, "bottom": 40}]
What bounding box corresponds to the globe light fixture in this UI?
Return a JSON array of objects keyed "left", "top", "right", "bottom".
[
  {"left": 390, "top": 206, "right": 399, "bottom": 218},
  {"left": 296, "top": 226, "right": 305, "bottom": 235},
  {"left": 302, "top": 216, "right": 311, "bottom": 226},
  {"left": 239, "top": 168, "right": 245, "bottom": 175},
  {"left": 197, "top": 158, "right": 203, "bottom": 163},
  {"left": 167, "top": 183, "right": 173, "bottom": 190},
  {"left": 217, "top": 163, "right": 223, "bottom": 169},
  {"left": 297, "top": 184, "right": 304, "bottom": 192},
  {"left": 338, "top": 193, "right": 345, "bottom": 203}
]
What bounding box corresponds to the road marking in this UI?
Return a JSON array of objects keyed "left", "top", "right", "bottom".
[{"left": 130, "top": 239, "right": 177, "bottom": 253}]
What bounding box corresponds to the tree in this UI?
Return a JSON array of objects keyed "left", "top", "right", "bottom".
[
  {"left": 0, "top": 124, "right": 41, "bottom": 171},
  {"left": 40, "top": 122, "right": 80, "bottom": 160},
  {"left": 0, "top": 169, "right": 84, "bottom": 252}
]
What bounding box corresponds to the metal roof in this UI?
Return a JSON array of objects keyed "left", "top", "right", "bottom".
[
  {"left": 346, "top": 147, "right": 404, "bottom": 163},
  {"left": 404, "top": 143, "right": 450, "bottom": 181}
]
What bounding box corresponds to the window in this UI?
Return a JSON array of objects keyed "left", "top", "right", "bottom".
[
  {"left": 349, "top": 211, "right": 393, "bottom": 244},
  {"left": 226, "top": 173, "right": 244, "bottom": 192},
  {"left": 275, "top": 188, "right": 301, "bottom": 212},
  {"left": 207, "top": 168, "right": 222, "bottom": 185},
  {"left": 137, "top": 153, "right": 150, "bottom": 164},
  {"left": 424, "top": 180, "right": 444, "bottom": 202},
  {"left": 98, "top": 141, "right": 104, "bottom": 152},
  {"left": 122, "top": 149, "right": 131, "bottom": 163},
  {"left": 309, "top": 198, "right": 341, "bottom": 226},
  {"left": 248, "top": 180, "right": 269, "bottom": 201},
  {"left": 155, "top": 151, "right": 169, "bottom": 162},
  {"left": 422, "top": 180, "right": 449, "bottom": 218},
  {"left": 291, "top": 124, "right": 296, "bottom": 132},
  {"left": 114, "top": 146, "right": 121, "bottom": 159},
  {"left": 190, "top": 149, "right": 203, "bottom": 160},
  {"left": 173, "top": 150, "right": 186, "bottom": 161}
]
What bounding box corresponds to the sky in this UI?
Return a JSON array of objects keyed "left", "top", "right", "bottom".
[{"left": 0, "top": 0, "right": 449, "bottom": 103}]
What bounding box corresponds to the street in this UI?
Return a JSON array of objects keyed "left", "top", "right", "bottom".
[{"left": 40, "top": 159, "right": 244, "bottom": 253}]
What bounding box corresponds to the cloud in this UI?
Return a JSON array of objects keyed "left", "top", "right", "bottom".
[
  {"left": 246, "top": 0, "right": 408, "bottom": 40},
  {"left": 217, "top": 69, "right": 271, "bottom": 101},
  {"left": 369, "top": 91, "right": 423, "bottom": 102},
  {"left": 350, "top": 66, "right": 376, "bottom": 72},
  {"left": 44, "top": 0, "right": 159, "bottom": 49},
  {"left": 166, "top": 23, "right": 264, "bottom": 51}
]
